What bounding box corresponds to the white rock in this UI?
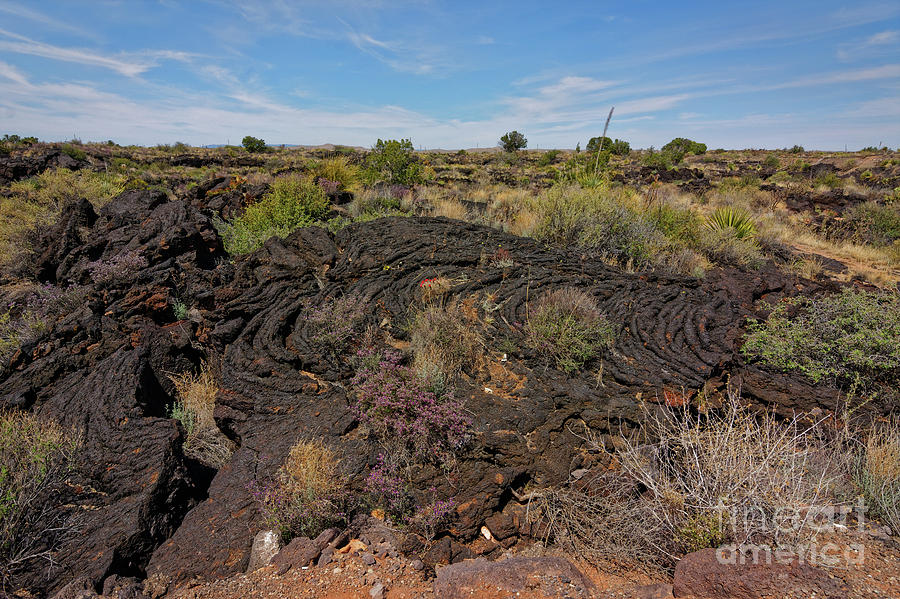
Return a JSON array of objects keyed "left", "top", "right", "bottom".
[{"left": 246, "top": 530, "right": 282, "bottom": 573}]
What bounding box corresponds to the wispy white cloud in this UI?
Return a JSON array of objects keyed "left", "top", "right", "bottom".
[
  {"left": 837, "top": 30, "right": 900, "bottom": 61},
  {"left": 0, "top": 60, "right": 28, "bottom": 85},
  {"left": 850, "top": 95, "right": 900, "bottom": 117},
  {"left": 0, "top": 28, "right": 152, "bottom": 77},
  {"left": 0, "top": 1, "right": 98, "bottom": 40}
]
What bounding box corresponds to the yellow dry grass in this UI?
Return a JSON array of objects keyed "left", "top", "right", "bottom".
[{"left": 281, "top": 438, "right": 341, "bottom": 499}]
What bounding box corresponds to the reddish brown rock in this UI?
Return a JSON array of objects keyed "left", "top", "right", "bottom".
[{"left": 673, "top": 547, "right": 848, "bottom": 599}]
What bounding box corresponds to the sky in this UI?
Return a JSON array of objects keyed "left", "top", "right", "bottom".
[{"left": 0, "top": 1, "right": 899, "bottom": 150}]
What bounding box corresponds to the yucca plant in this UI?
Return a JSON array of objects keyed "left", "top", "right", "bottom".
[{"left": 706, "top": 206, "right": 756, "bottom": 239}]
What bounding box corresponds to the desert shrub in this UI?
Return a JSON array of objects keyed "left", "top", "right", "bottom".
[
  {"left": 405, "top": 494, "right": 457, "bottom": 541},
  {"left": 0, "top": 285, "right": 88, "bottom": 371},
  {"left": 788, "top": 144, "right": 805, "bottom": 153},
  {"left": 168, "top": 363, "right": 234, "bottom": 468},
  {"left": 351, "top": 350, "right": 471, "bottom": 464},
  {"left": 0, "top": 411, "right": 81, "bottom": 578},
  {"left": 641, "top": 148, "right": 676, "bottom": 169},
  {"left": 364, "top": 453, "right": 412, "bottom": 520},
  {"left": 409, "top": 302, "right": 484, "bottom": 381},
  {"left": 303, "top": 294, "right": 366, "bottom": 356},
  {"left": 537, "top": 149, "right": 560, "bottom": 167},
  {"left": 530, "top": 185, "right": 668, "bottom": 269},
  {"left": 586, "top": 136, "right": 630, "bottom": 156},
  {"left": 525, "top": 288, "right": 615, "bottom": 373},
  {"left": 349, "top": 188, "right": 413, "bottom": 222},
  {"left": 619, "top": 391, "right": 846, "bottom": 561},
  {"left": 532, "top": 470, "right": 661, "bottom": 569},
  {"left": 697, "top": 228, "right": 763, "bottom": 269},
  {"left": 742, "top": 288, "right": 900, "bottom": 399},
  {"left": 814, "top": 172, "right": 843, "bottom": 189},
  {"left": 365, "top": 139, "right": 422, "bottom": 185},
  {"left": 241, "top": 135, "right": 266, "bottom": 153},
  {"left": 646, "top": 203, "right": 704, "bottom": 248},
  {"left": 855, "top": 419, "right": 900, "bottom": 534},
  {"left": 661, "top": 138, "right": 707, "bottom": 162},
  {"left": 218, "top": 174, "right": 330, "bottom": 254},
  {"left": 250, "top": 439, "right": 350, "bottom": 542},
  {"left": 86, "top": 250, "right": 147, "bottom": 287},
  {"left": 533, "top": 391, "right": 847, "bottom": 568},
  {"left": 312, "top": 156, "right": 359, "bottom": 190},
  {"left": 2, "top": 169, "right": 124, "bottom": 264},
  {"left": 61, "top": 144, "right": 87, "bottom": 161},
  {"left": 763, "top": 155, "right": 780, "bottom": 168},
  {"left": 499, "top": 130, "right": 527, "bottom": 152},
  {"left": 845, "top": 201, "right": 900, "bottom": 246},
  {"left": 767, "top": 170, "right": 792, "bottom": 184}
]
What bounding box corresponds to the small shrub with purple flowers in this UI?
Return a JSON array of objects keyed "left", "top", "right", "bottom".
[
  {"left": 250, "top": 439, "right": 351, "bottom": 542},
  {"left": 86, "top": 250, "right": 148, "bottom": 286},
  {"left": 303, "top": 294, "right": 366, "bottom": 356},
  {"left": 364, "top": 453, "right": 412, "bottom": 520},
  {"left": 352, "top": 349, "right": 471, "bottom": 465},
  {"left": 405, "top": 492, "right": 456, "bottom": 541},
  {"left": 1, "top": 284, "right": 87, "bottom": 370}
]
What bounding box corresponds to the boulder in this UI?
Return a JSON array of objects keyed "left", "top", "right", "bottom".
[{"left": 673, "top": 547, "right": 848, "bottom": 599}]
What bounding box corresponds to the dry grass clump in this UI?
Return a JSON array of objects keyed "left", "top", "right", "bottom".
[
  {"left": 281, "top": 438, "right": 342, "bottom": 500},
  {"left": 856, "top": 418, "right": 900, "bottom": 534},
  {"left": 252, "top": 438, "right": 350, "bottom": 542},
  {"left": 169, "top": 363, "right": 235, "bottom": 468},
  {"left": 532, "top": 390, "right": 849, "bottom": 569},
  {"left": 409, "top": 301, "right": 484, "bottom": 381},
  {"left": 431, "top": 197, "right": 468, "bottom": 220},
  {"left": 0, "top": 410, "right": 81, "bottom": 578}
]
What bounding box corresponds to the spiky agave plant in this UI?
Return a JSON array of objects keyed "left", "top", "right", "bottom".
[{"left": 706, "top": 206, "right": 756, "bottom": 239}]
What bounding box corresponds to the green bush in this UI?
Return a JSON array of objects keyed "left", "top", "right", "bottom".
[
  {"left": 661, "top": 138, "right": 707, "bottom": 161},
  {"left": 788, "top": 144, "right": 805, "bottom": 154},
  {"left": 242, "top": 136, "right": 267, "bottom": 153},
  {"left": 845, "top": 201, "right": 900, "bottom": 246},
  {"left": 0, "top": 411, "right": 80, "bottom": 576},
  {"left": 763, "top": 155, "right": 780, "bottom": 168},
  {"left": 525, "top": 287, "right": 615, "bottom": 373},
  {"left": 531, "top": 186, "right": 668, "bottom": 269},
  {"left": 742, "top": 288, "right": 900, "bottom": 399},
  {"left": 499, "top": 130, "right": 527, "bottom": 152},
  {"left": 365, "top": 139, "right": 422, "bottom": 185},
  {"left": 218, "top": 175, "right": 330, "bottom": 254},
  {"left": 642, "top": 148, "right": 680, "bottom": 169},
  {"left": 61, "top": 144, "right": 87, "bottom": 161},
  {"left": 586, "top": 136, "right": 630, "bottom": 156},
  {"left": 537, "top": 149, "right": 561, "bottom": 167}
]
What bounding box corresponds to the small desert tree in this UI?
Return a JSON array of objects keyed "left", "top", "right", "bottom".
[
  {"left": 242, "top": 136, "right": 267, "bottom": 153},
  {"left": 365, "top": 138, "right": 422, "bottom": 185},
  {"left": 499, "top": 131, "right": 527, "bottom": 152}
]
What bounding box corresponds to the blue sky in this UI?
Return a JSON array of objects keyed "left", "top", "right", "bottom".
[{"left": 0, "top": 1, "right": 898, "bottom": 149}]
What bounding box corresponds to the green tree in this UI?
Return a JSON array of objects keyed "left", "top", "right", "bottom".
[
  {"left": 366, "top": 139, "right": 422, "bottom": 185},
  {"left": 499, "top": 131, "right": 527, "bottom": 152},
  {"left": 242, "top": 135, "right": 267, "bottom": 153},
  {"left": 660, "top": 138, "right": 706, "bottom": 162}
]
